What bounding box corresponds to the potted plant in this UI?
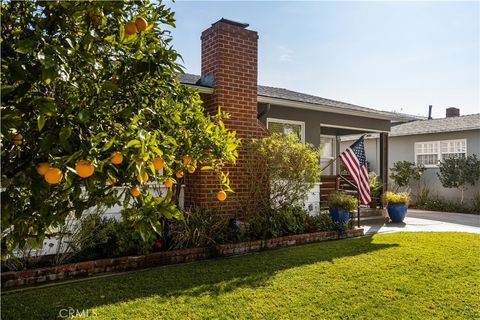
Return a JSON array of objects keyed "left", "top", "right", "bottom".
[
  {"left": 327, "top": 192, "right": 358, "bottom": 223},
  {"left": 383, "top": 191, "right": 410, "bottom": 222}
]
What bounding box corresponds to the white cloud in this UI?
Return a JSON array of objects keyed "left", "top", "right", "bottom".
[{"left": 276, "top": 45, "right": 294, "bottom": 62}]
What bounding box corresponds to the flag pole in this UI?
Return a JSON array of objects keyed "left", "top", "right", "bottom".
[{"left": 320, "top": 154, "right": 340, "bottom": 173}]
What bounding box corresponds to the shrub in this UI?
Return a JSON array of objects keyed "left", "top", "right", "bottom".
[
  {"left": 247, "top": 205, "right": 310, "bottom": 239},
  {"left": 305, "top": 213, "right": 338, "bottom": 232},
  {"left": 383, "top": 191, "right": 410, "bottom": 205},
  {"left": 416, "top": 195, "right": 478, "bottom": 214},
  {"left": 473, "top": 192, "right": 480, "bottom": 214},
  {"left": 169, "top": 207, "right": 228, "bottom": 249},
  {"left": 270, "top": 205, "right": 308, "bottom": 238},
  {"left": 242, "top": 133, "right": 321, "bottom": 215},
  {"left": 75, "top": 217, "right": 154, "bottom": 261},
  {"left": 327, "top": 192, "right": 358, "bottom": 212}
]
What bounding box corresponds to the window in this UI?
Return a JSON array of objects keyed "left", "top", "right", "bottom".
[
  {"left": 267, "top": 118, "right": 305, "bottom": 143},
  {"left": 320, "top": 135, "right": 336, "bottom": 175},
  {"left": 414, "top": 139, "right": 467, "bottom": 166}
]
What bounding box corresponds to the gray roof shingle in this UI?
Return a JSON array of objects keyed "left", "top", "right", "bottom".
[
  {"left": 390, "top": 113, "right": 480, "bottom": 136},
  {"left": 178, "top": 73, "right": 422, "bottom": 121}
]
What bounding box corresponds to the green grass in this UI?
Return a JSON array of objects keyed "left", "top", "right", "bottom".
[{"left": 2, "top": 232, "right": 479, "bottom": 319}]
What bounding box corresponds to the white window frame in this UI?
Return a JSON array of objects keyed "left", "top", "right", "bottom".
[
  {"left": 414, "top": 139, "right": 467, "bottom": 168},
  {"left": 266, "top": 118, "right": 305, "bottom": 143}
]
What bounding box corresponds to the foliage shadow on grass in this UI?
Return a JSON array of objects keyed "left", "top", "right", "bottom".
[{"left": 1, "top": 235, "right": 397, "bottom": 320}]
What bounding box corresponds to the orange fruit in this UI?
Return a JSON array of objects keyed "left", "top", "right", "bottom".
[
  {"left": 44, "top": 167, "right": 63, "bottom": 185},
  {"left": 187, "top": 165, "right": 196, "bottom": 174},
  {"left": 152, "top": 157, "right": 165, "bottom": 171},
  {"left": 176, "top": 171, "right": 184, "bottom": 179},
  {"left": 135, "top": 17, "right": 148, "bottom": 32},
  {"left": 75, "top": 160, "right": 95, "bottom": 178},
  {"left": 136, "top": 172, "right": 149, "bottom": 184},
  {"left": 216, "top": 191, "right": 227, "bottom": 201},
  {"left": 164, "top": 178, "right": 174, "bottom": 189},
  {"left": 182, "top": 155, "right": 192, "bottom": 165},
  {"left": 12, "top": 133, "right": 23, "bottom": 145},
  {"left": 36, "top": 163, "right": 50, "bottom": 176},
  {"left": 111, "top": 152, "right": 123, "bottom": 165},
  {"left": 124, "top": 21, "right": 137, "bottom": 35},
  {"left": 130, "top": 186, "right": 141, "bottom": 197}
]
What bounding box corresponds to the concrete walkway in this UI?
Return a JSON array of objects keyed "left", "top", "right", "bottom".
[{"left": 362, "top": 209, "right": 480, "bottom": 235}]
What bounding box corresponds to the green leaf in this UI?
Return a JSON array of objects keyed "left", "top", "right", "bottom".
[
  {"left": 126, "top": 139, "right": 141, "bottom": 148},
  {"left": 37, "top": 114, "right": 45, "bottom": 131},
  {"left": 77, "top": 110, "right": 89, "bottom": 123},
  {"left": 59, "top": 126, "right": 72, "bottom": 144},
  {"left": 15, "top": 39, "right": 36, "bottom": 54},
  {"left": 37, "top": 97, "right": 57, "bottom": 115},
  {"left": 42, "top": 67, "right": 56, "bottom": 85},
  {"left": 1, "top": 85, "right": 16, "bottom": 98}
]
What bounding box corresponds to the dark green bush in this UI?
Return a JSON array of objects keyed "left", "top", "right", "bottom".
[
  {"left": 305, "top": 213, "right": 338, "bottom": 232},
  {"left": 416, "top": 196, "right": 477, "bottom": 214},
  {"left": 75, "top": 216, "right": 154, "bottom": 261},
  {"left": 247, "top": 205, "right": 309, "bottom": 239},
  {"left": 270, "top": 205, "right": 308, "bottom": 238}
]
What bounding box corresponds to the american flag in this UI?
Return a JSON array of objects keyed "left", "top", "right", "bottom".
[{"left": 339, "top": 135, "right": 371, "bottom": 205}]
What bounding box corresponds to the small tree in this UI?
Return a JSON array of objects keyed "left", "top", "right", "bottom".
[
  {"left": 437, "top": 155, "right": 480, "bottom": 204},
  {"left": 243, "top": 133, "right": 321, "bottom": 214},
  {"left": 390, "top": 161, "right": 425, "bottom": 192}
]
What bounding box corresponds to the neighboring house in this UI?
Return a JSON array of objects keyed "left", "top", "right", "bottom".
[{"left": 341, "top": 111, "right": 480, "bottom": 203}]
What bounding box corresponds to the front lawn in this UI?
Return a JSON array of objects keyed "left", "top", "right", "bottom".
[{"left": 2, "top": 232, "right": 479, "bottom": 319}]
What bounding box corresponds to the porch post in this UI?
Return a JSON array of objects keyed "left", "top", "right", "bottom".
[{"left": 379, "top": 132, "right": 389, "bottom": 206}]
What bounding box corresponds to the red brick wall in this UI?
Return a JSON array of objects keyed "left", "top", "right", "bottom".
[{"left": 184, "top": 20, "right": 268, "bottom": 216}]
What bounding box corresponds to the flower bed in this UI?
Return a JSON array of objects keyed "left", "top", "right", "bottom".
[{"left": 2, "top": 228, "right": 363, "bottom": 289}]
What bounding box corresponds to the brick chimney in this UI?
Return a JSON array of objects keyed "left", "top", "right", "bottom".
[
  {"left": 446, "top": 107, "right": 460, "bottom": 117},
  {"left": 185, "top": 19, "right": 268, "bottom": 216}
]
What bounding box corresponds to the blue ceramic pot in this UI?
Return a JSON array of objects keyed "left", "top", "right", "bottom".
[
  {"left": 329, "top": 207, "right": 350, "bottom": 223},
  {"left": 387, "top": 203, "right": 408, "bottom": 222}
]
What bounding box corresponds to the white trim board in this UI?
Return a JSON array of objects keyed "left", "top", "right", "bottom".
[
  {"left": 267, "top": 117, "right": 306, "bottom": 143},
  {"left": 258, "top": 96, "right": 416, "bottom": 122},
  {"left": 320, "top": 123, "right": 388, "bottom": 133}
]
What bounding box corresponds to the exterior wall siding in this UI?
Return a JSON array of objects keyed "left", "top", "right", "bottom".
[{"left": 258, "top": 103, "right": 390, "bottom": 146}]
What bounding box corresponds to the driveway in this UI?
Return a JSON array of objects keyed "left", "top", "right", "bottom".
[{"left": 362, "top": 209, "right": 480, "bottom": 235}]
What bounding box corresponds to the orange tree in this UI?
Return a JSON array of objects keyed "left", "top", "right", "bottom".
[{"left": 1, "top": 1, "right": 239, "bottom": 256}]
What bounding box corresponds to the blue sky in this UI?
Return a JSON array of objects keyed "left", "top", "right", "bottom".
[{"left": 167, "top": 1, "right": 479, "bottom": 118}]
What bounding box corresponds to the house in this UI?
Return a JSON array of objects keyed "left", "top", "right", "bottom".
[
  {"left": 341, "top": 110, "right": 480, "bottom": 203},
  {"left": 179, "top": 18, "right": 421, "bottom": 214}
]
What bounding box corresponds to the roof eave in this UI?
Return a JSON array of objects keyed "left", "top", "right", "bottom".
[
  {"left": 180, "top": 83, "right": 419, "bottom": 122},
  {"left": 257, "top": 95, "right": 414, "bottom": 122},
  {"left": 183, "top": 84, "right": 214, "bottom": 94}
]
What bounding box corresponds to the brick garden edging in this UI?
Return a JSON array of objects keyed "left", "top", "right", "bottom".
[{"left": 1, "top": 228, "right": 364, "bottom": 289}]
